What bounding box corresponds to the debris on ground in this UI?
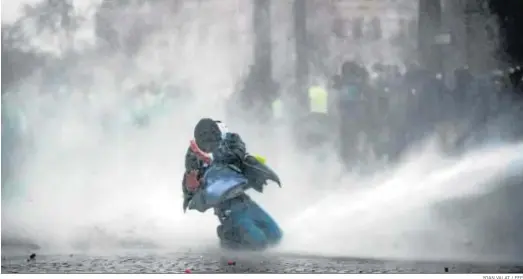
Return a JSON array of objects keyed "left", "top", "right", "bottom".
[{"left": 27, "top": 253, "right": 36, "bottom": 262}]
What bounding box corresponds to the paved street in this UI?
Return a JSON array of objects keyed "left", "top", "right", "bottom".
[{"left": 2, "top": 249, "right": 522, "bottom": 273}]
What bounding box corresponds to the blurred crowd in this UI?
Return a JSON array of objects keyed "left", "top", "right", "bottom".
[
  {"left": 3, "top": 58, "right": 523, "bottom": 184},
  {"left": 270, "top": 61, "right": 523, "bottom": 170}
]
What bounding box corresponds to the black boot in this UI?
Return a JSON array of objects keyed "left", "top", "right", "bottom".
[{"left": 217, "top": 225, "right": 241, "bottom": 250}]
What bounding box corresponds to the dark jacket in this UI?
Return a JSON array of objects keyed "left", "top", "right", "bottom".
[{"left": 182, "top": 132, "right": 247, "bottom": 211}]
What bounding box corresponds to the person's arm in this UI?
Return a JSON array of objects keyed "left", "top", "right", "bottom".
[
  {"left": 182, "top": 147, "right": 202, "bottom": 211},
  {"left": 185, "top": 147, "right": 201, "bottom": 171}
]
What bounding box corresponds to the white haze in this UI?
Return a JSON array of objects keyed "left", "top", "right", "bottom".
[{"left": 2, "top": 0, "right": 523, "bottom": 264}]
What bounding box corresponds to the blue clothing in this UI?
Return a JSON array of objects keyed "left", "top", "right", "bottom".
[
  {"left": 182, "top": 127, "right": 282, "bottom": 249},
  {"left": 216, "top": 196, "right": 282, "bottom": 250},
  {"left": 182, "top": 132, "right": 246, "bottom": 211}
]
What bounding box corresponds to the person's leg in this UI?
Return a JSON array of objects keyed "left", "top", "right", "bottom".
[
  {"left": 246, "top": 200, "right": 283, "bottom": 246},
  {"left": 216, "top": 224, "right": 241, "bottom": 250},
  {"left": 228, "top": 200, "right": 269, "bottom": 250}
]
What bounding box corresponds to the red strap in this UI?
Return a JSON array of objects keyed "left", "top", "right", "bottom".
[{"left": 190, "top": 139, "right": 211, "bottom": 163}]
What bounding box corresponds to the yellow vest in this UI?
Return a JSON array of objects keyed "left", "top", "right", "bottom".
[
  {"left": 272, "top": 99, "right": 284, "bottom": 119},
  {"left": 308, "top": 86, "right": 328, "bottom": 114}
]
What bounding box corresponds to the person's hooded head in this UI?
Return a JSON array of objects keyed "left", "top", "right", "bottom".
[{"left": 193, "top": 118, "right": 228, "bottom": 152}]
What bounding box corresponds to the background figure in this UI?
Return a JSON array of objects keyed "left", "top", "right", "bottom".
[
  {"left": 297, "top": 84, "right": 332, "bottom": 160},
  {"left": 333, "top": 61, "right": 370, "bottom": 168},
  {"left": 1, "top": 98, "right": 30, "bottom": 201}
]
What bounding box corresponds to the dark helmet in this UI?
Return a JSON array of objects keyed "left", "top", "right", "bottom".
[{"left": 194, "top": 118, "right": 223, "bottom": 152}]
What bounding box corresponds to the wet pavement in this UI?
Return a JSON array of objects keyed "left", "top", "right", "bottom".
[{"left": 2, "top": 250, "right": 522, "bottom": 273}]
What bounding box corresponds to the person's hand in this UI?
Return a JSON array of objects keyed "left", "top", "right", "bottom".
[
  {"left": 185, "top": 170, "right": 200, "bottom": 192},
  {"left": 190, "top": 139, "right": 212, "bottom": 163}
]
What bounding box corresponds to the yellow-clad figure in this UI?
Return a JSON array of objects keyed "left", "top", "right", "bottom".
[
  {"left": 271, "top": 98, "right": 284, "bottom": 120},
  {"left": 308, "top": 86, "right": 329, "bottom": 115},
  {"left": 300, "top": 85, "right": 331, "bottom": 151}
]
